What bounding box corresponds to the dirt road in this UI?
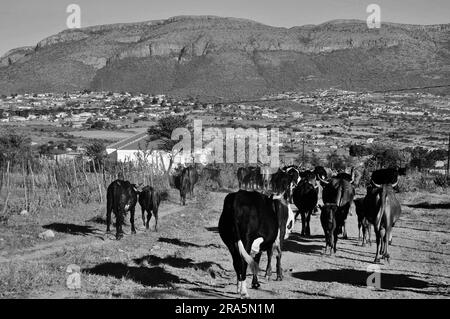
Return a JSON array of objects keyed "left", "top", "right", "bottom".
[{"left": 0, "top": 190, "right": 449, "bottom": 299}]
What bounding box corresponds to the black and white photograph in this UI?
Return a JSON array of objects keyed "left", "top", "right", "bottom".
[{"left": 0, "top": 0, "right": 449, "bottom": 304}]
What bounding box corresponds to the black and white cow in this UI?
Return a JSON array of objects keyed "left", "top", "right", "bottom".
[{"left": 218, "top": 190, "right": 294, "bottom": 298}]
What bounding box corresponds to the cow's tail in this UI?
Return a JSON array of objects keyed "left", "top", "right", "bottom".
[
  {"left": 375, "top": 186, "right": 387, "bottom": 231},
  {"left": 237, "top": 240, "right": 258, "bottom": 275}
]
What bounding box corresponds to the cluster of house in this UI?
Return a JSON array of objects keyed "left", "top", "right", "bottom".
[
  {"left": 0, "top": 91, "right": 196, "bottom": 127},
  {"left": 1, "top": 89, "right": 448, "bottom": 167}
]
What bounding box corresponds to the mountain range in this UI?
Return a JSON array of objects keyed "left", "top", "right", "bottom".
[{"left": 1, "top": 15, "right": 449, "bottom": 99}]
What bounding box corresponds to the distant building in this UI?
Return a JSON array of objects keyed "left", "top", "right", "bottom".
[{"left": 106, "top": 132, "right": 212, "bottom": 170}]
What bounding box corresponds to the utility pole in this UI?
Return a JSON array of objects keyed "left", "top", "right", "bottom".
[
  {"left": 447, "top": 133, "right": 450, "bottom": 178},
  {"left": 302, "top": 139, "right": 305, "bottom": 168}
]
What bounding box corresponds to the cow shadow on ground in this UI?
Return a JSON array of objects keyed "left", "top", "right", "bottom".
[
  {"left": 283, "top": 233, "right": 324, "bottom": 255},
  {"left": 42, "top": 223, "right": 101, "bottom": 236},
  {"left": 134, "top": 286, "right": 233, "bottom": 299},
  {"left": 205, "top": 226, "right": 219, "bottom": 233},
  {"left": 158, "top": 237, "right": 222, "bottom": 249},
  {"left": 133, "top": 255, "right": 230, "bottom": 279},
  {"left": 83, "top": 262, "right": 184, "bottom": 287},
  {"left": 396, "top": 225, "right": 449, "bottom": 234},
  {"left": 406, "top": 202, "right": 450, "bottom": 209},
  {"left": 291, "top": 268, "right": 447, "bottom": 295}
]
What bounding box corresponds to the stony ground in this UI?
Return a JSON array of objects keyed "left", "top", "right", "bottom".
[{"left": 0, "top": 189, "right": 449, "bottom": 299}]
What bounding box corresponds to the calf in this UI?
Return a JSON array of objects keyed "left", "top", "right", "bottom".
[
  {"left": 179, "top": 169, "right": 191, "bottom": 206},
  {"left": 106, "top": 179, "right": 139, "bottom": 240},
  {"left": 354, "top": 197, "right": 372, "bottom": 246},
  {"left": 320, "top": 204, "right": 337, "bottom": 255},
  {"left": 186, "top": 165, "right": 198, "bottom": 197},
  {"left": 138, "top": 186, "right": 161, "bottom": 231},
  {"left": 292, "top": 174, "right": 318, "bottom": 237},
  {"left": 321, "top": 176, "right": 355, "bottom": 245},
  {"left": 218, "top": 190, "right": 294, "bottom": 298}
]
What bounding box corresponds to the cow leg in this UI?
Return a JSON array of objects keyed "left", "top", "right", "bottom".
[
  {"left": 361, "top": 224, "right": 366, "bottom": 247},
  {"left": 130, "top": 207, "right": 136, "bottom": 234},
  {"left": 358, "top": 222, "right": 361, "bottom": 241},
  {"left": 305, "top": 211, "right": 311, "bottom": 237},
  {"left": 300, "top": 212, "right": 306, "bottom": 236},
  {"left": 228, "top": 243, "right": 248, "bottom": 298},
  {"left": 368, "top": 224, "right": 372, "bottom": 246},
  {"left": 379, "top": 228, "right": 386, "bottom": 258},
  {"left": 275, "top": 245, "right": 283, "bottom": 281},
  {"left": 342, "top": 221, "right": 348, "bottom": 239},
  {"left": 374, "top": 230, "right": 381, "bottom": 263},
  {"left": 153, "top": 208, "right": 159, "bottom": 232},
  {"left": 332, "top": 227, "right": 338, "bottom": 254},
  {"left": 141, "top": 207, "right": 146, "bottom": 228},
  {"left": 106, "top": 202, "right": 112, "bottom": 233},
  {"left": 328, "top": 231, "right": 334, "bottom": 255},
  {"left": 115, "top": 209, "right": 124, "bottom": 240},
  {"left": 146, "top": 210, "right": 152, "bottom": 230},
  {"left": 180, "top": 191, "right": 186, "bottom": 206},
  {"left": 238, "top": 259, "right": 249, "bottom": 298},
  {"left": 384, "top": 229, "right": 391, "bottom": 262},
  {"left": 251, "top": 252, "right": 262, "bottom": 289},
  {"left": 265, "top": 249, "right": 273, "bottom": 280}
]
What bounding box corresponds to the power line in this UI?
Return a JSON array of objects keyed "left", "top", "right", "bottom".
[{"left": 209, "top": 83, "right": 450, "bottom": 105}]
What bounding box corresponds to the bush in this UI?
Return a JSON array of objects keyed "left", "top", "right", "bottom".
[{"left": 434, "top": 175, "right": 449, "bottom": 188}]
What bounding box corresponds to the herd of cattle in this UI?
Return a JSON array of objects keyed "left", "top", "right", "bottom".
[{"left": 105, "top": 164, "right": 405, "bottom": 298}]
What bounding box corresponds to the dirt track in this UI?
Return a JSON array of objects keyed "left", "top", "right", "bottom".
[{"left": 0, "top": 190, "right": 449, "bottom": 299}]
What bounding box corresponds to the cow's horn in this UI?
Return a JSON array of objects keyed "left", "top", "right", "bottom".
[
  {"left": 272, "top": 192, "right": 284, "bottom": 200},
  {"left": 391, "top": 181, "right": 398, "bottom": 188},
  {"left": 318, "top": 175, "right": 329, "bottom": 184},
  {"left": 371, "top": 180, "right": 381, "bottom": 188}
]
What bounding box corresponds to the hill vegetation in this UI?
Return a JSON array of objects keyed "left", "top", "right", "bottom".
[{"left": 0, "top": 16, "right": 449, "bottom": 98}]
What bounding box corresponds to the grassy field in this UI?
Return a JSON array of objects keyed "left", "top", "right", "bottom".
[{"left": 0, "top": 186, "right": 448, "bottom": 299}]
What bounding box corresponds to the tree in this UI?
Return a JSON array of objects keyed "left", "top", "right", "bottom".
[
  {"left": 85, "top": 142, "right": 107, "bottom": 167},
  {"left": 0, "top": 133, "right": 32, "bottom": 167},
  {"left": 309, "top": 153, "right": 322, "bottom": 167},
  {"left": 147, "top": 114, "right": 189, "bottom": 145},
  {"left": 327, "top": 151, "right": 346, "bottom": 171},
  {"left": 147, "top": 115, "right": 190, "bottom": 175},
  {"left": 349, "top": 144, "right": 372, "bottom": 157},
  {"left": 371, "top": 144, "right": 403, "bottom": 168}
]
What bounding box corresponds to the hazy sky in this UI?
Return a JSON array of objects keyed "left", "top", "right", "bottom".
[{"left": 1, "top": 0, "right": 449, "bottom": 56}]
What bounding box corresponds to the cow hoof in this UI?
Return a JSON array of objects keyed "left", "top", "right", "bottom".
[
  {"left": 116, "top": 234, "right": 124, "bottom": 240},
  {"left": 252, "top": 282, "right": 260, "bottom": 289},
  {"left": 342, "top": 235, "right": 348, "bottom": 240},
  {"left": 276, "top": 276, "right": 283, "bottom": 281},
  {"left": 131, "top": 230, "right": 136, "bottom": 234}
]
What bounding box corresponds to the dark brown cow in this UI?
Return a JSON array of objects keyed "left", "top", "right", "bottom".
[
  {"left": 292, "top": 172, "right": 318, "bottom": 237},
  {"left": 321, "top": 176, "right": 355, "bottom": 251},
  {"left": 106, "top": 179, "right": 140, "bottom": 240},
  {"left": 138, "top": 186, "right": 161, "bottom": 231},
  {"left": 364, "top": 181, "right": 401, "bottom": 262}
]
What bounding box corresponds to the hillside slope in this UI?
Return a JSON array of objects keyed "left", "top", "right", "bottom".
[{"left": 1, "top": 16, "right": 449, "bottom": 98}]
